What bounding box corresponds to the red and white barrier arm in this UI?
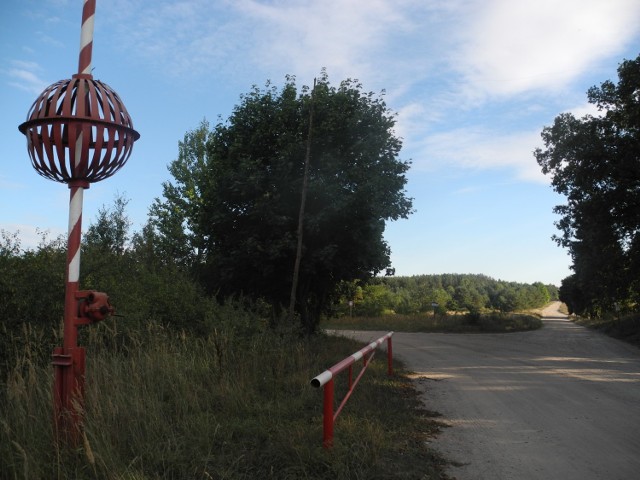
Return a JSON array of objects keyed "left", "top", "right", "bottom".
[
  {"left": 310, "top": 331, "right": 394, "bottom": 388},
  {"left": 310, "top": 331, "right": 394, "bottom": 448}
]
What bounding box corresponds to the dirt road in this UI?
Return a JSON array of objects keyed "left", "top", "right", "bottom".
[{"left": 339, "top": 303, "right": 640, "bottom": 479}]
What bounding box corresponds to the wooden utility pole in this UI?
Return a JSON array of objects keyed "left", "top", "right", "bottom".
[{"left": 289, "top": 79, "right": 315, "bottom": 320}]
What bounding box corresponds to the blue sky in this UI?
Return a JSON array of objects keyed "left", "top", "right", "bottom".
[{"left": 2, "top": 0, "right": 639, "bottom": 286}]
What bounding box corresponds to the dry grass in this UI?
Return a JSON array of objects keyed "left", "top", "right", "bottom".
[
  {"left": 573, "top": 313, "right": 640, "bottom": 348},
  {"left": 323, "top": 312, "right": 543, "bottom": 334},
  {"left": 1, "top": 313, "right": 450, "bottom": 479}
]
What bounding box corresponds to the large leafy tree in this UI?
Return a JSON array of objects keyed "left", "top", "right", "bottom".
[
  {"left": 535, "top": 54, "right": 640, "bottom": 315},
  {"left": 151, "top": 74, "right": 413, "bottom": 332}
]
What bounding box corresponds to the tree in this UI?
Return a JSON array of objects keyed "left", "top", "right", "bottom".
[
  {"left": 151, "top": 74, "right": 413, "bottom": 332},
  {"left": 81, "top": 195, "right": 219, "bottom": 333},
  {"left": 84, "top": 193, "right": 131, "bottom": 254},
  {"left": 148, "top": 123, "right": 211, "bottom": 270},
  {"left": 535, "top": 54, "right": 640, "bottom": 315},
  {"left": 0, "top": 229, "right": 66, "bottom": 330}
]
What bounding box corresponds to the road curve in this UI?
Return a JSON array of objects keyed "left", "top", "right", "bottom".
[{"left": 338, "top": 303, "right": 640, "bottom": 480}]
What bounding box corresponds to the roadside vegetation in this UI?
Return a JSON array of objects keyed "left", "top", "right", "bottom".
[
  {"left": 324, "top": 312, "right": 542, "bottom": 333},
  {"left": 1, "top": 224, "right": 453, "bottom": 479},
  {"left": 573, "top": 313, "right": 640, "bottom": 348},
  {"left": 1, "top": 315, "right": 449, "bottom": 480},
  {"left": 1, "top": 71, "right": 576, "bottom": 478},
  {"left": 0, "top": 217, "right": 547, "bottom": 479}
]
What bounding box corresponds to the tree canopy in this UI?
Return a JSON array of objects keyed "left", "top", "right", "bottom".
[
  {"left": 535, "top": 54, "right": 640, "bottom": 316},
  {"left": 337, "top": 274, "right": 556, "bottom": 318},
  {"left": 150, "top": 74, "right": 413, "bottom": 332}
]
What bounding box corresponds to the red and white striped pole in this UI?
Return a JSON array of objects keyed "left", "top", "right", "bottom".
[
  {"left": 19, "top": 0, "right": 137, "bottom": 445},
  {"left": 63, "top": 0, "right": 95, "bottom": 348},
  {"left": 54, "top": 0, "right": 96, "bottom": 444},
  {"left": 62, "top": 181, "right": 87, "bottom": 350},
  {"left": 78, "top": 0, "right": 95, "bottom": 76},
  {"left": 62, "top": 0, "right": 95, "bottom": 353}
]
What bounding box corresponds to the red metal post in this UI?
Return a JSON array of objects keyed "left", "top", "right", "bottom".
[
  {"left": 323, "top": 379, "right": 335, "bottom": 449},
  {"left": 387, "top": 336, "right": 393, "bottom": 376},
  {"left": 53, "top": 180, "right": 89, "bottom": 442}
]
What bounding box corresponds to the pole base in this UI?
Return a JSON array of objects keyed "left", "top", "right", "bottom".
[{"left": 52, "top": 346, "right": 86, "bottom": 446}]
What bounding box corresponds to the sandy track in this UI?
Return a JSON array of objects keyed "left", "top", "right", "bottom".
[{"left": 338, "top": 303, "right": 640, "bottom": 479}]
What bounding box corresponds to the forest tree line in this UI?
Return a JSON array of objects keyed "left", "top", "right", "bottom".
[{"left": 336, "top": 274, "right": 558, "bottom": 317}]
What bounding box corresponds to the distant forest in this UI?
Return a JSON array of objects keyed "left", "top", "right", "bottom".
[{"left": 337, "top": 274, "right": 558, "bottom": 317}]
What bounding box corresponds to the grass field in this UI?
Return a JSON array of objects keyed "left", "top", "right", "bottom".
[
  {"left": 1, "top": 307, "right": 546, "bottom": 479},
  {"left": 323, "top": 311, "right": 543, "bottom": 334},
  {"left": 1, "top": 313, "right": 450, "bottom": 480}
]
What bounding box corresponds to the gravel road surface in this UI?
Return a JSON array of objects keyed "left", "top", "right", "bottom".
[{"left": 338, "top": 303, "right": 640, "bottom": 479}]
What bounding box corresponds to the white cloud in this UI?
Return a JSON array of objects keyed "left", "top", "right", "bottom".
[
  {"left": 102, "top": 0, "right": 252, "bottom": 78},
  {"left": 458, "top": 0, "right": 640, "bottom": 97},
  {"left": 231, "top": 0, "right": 411, "bottom": 81},
  {"left": 87, "top": 0, "right": 640, "bottom": 103},
  {"left": 394, "top": 102, "right": 429, "bottom": 142},
  {"left": 411, "top": 127, "right": 547, "bottom": 183},
  {"left": 102, "top": 0, "right": 430, "bottom": 85},
  {"left": 6, "top": 60, "right": 48, "bottom": 95},
  {"left": 63, "top": 0, "right": 636, "bottom": 188}
]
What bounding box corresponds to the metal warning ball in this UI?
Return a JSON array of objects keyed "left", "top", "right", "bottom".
[{"left": 18, "top": 74, "right": 140, "bottom": 184}]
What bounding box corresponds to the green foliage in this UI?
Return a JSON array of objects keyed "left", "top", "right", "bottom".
[
  {"left": 357, "top": 283, "right": 395, "bottom": 316},
  {"left": 0, "top": 229, "right": 66, "bottom": 372},
  {"left": 336, "top": 274, "right": 555, "bottom": 319},
  {"left": 148, "top": 123, "right": 211, "bottom": 269},
  {"left": 0, "top": 196, "right": 220, "bottom": 378},
  {"left": 150, "top": 74, "right": 413, "bottom": 333},
  {"left": 82, "top": 196, "right": 219, "bottom": 335},
  {"left": 535, "top": 54, "right": 640, "bottom": 316},
  {"left": 84, "top": 193, "right": 131, "bottom": 255},
  {"left": 1, "top": 195, "right": 446, "bottom": 477}
]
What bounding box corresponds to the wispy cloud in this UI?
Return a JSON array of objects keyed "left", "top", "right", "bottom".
[
  {"left": 231, "top": 0, "right": 412, "bottom": 82},
  {"left": 0, "top": 175, "right": 26, "bottom": 191},
  {"left": 103, "top": 0, "right": 420, "bottom": 84},
  {"left": 411, "top": 127, "right": 547, "bottom": 183},
  {"left": 92, "top": 0, "right": 639, "bottom": 184},
  {"left": 99, "top": 0, "right": 639, "bottom": 101},
  {"left": 103, "top": 0, "right": 250, "bottom": 78},
  {"left": 6, "top": 60, "right": 48, "bottom": 95}
]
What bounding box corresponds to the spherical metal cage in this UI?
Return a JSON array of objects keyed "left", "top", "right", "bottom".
[{"left": 18, "top": 74, "right": 140, "bottom": 184}]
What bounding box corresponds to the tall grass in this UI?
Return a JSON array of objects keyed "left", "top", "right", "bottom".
[
  {"left": 323, "top": 312, "right": 543, "bottom": 333},
  {"left": 1, "top": 307, "right": 447, "bottom": 479}
]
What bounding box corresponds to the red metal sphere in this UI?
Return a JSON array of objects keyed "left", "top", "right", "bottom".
[{"left": 18, "top": 74, "right": 139, "bottom": 184}]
